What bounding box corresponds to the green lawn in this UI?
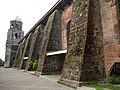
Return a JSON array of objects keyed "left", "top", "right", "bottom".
[{"left": 86, "top": 83, "right": 120, "bottom": 90}]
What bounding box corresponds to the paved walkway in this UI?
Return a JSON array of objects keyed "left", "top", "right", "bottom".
[{"left": 0, "top": 67, "right": 75, "bottom": 90}]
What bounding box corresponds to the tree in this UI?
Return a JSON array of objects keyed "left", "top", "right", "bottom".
[{"left": 0, "top": 58, "right": 4, "bottom": 66}]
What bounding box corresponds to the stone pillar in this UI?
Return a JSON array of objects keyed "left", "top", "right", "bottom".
[
  {"left": 26, "top": 25, "right": 44, "bottom": 70},
  {"left": 26, "top": 25, "right": 43, "bottom": 70},
  {"left": 81, "top": 0, "right": 105, "bottom": 81},
  {"left": 18, "top": 39, "right": 26, "bottom": 69},
  {"left": 41, "top": 10, "right": 62, "bottom": 74},
  {"left": 36, "top": 11, "right": 58, "bottom": 74},
  {"left": 47, "top": 10, "right": 62, "bottom": 51},
  {"left": 14, "top": 39, "right": 25, "bottom": 68},
  {"left": 59, "top": 0, "right": 90, "bottom": 88},
  {"left": 19, "top": 33, "right": 32, "bottom": 69},
  {"left": 14, "top": 43, "right": 21, "bottom": 68},
  {"left": 27, "top": 27, "right": 39, "bottom": 62},
  {"left": 59, "top": 0, "right": 106, "bottom": 88}
]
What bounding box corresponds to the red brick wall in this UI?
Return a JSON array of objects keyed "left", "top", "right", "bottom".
[
  {"left": 100, "top": 0, "right": 120, "bottom": 76},
  {"left": 61, "top": 4, "right": 73, "bottom": 49},
  {"left": 104, "top": 44, "right": 120, "bottom": 76}
]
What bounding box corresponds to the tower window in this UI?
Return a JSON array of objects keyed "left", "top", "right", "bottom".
[
  {"left": 10, "top": 23, "right": 14, "bottom": 29},
  {"left": 16, "top": 24, "right": 18, "bottom": 27},
  {"left": 15, "top": 33, "right": 18, "bottom": 39},
  {"left": 15, "top": 24, "right": 19, "bottom": 30}
]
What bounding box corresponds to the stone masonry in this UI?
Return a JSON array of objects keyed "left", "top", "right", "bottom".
[
  {"left": 14, "top": 0, "right": 120, "bottom": 88},
  {"left": 4, "top": 17, "right": 24, "bottom": 68},
  {"left": 59, "top": 0, "right": 105, "bottom": 88},
  {"left": 37, "top": 11, "right": 59, "bottom": 73},
  {"left": 20, "top": 33, "right": 32, "bottom": 69}
]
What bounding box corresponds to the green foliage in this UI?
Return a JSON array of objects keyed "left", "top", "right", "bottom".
[
  {"left": 33, "top": 60, "right": 38, "bottom": 70},
  {"left": 87, "top": 83, "right": 103, "bottom": 90},
  {"left": 87, "top": 83, "right": 120, "bottom": 90},
  {"left": 28, "top": 61, "right": 33, "bottom": 71},
  {"left": 14, "top": 59, "right": 20, "bottom": 68},
  {"left": 28, "top": 60, "right": 38, "bottom": 71},
  {"left": 108, "top": 76, "right": 120, "bottom": 84},
  {"left": 0, "top": 58, "right": 4, "bottom": 66}
]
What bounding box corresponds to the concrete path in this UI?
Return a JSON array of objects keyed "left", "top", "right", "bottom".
[{"left": 0, "top": 67, "right": 74, "bottom": 90}]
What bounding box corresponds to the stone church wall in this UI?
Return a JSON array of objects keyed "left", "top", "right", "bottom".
[
  {"left": 14, "top": 0, "right": 120, "bottom": 88},
  {"left": 36, "top": 11, "right": 58, "bottom": 73}
]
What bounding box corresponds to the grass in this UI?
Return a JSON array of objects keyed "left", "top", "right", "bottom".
[{"left": 86, "top": 83, "right": 120, "bottom": 90}]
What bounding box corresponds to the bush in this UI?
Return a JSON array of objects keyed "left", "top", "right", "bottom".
[
  {"left": 33, "top": 60, "right": 38, "bottom": 70},
  {"left": 108, "top": 76, "right": 120, "bottom": 84},
  {"left": 115, "top": 77, "right": 120, "bottom": 84},
  {"left": 0, "top": 59, "right": 4, "bottom": 66},
  {"left": 28, "top": 61, "right": 34, "bottom": 71},
  {"left": 28, "top": 60, "right": 38, "bottom": 71},
  {"left": 13, "top": 59, "right": 20, "bottom": 68}
]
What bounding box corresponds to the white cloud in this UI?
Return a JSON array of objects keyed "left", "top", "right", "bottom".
[{"left": 0, "top": 0, "right": 57, "bottom": 61}]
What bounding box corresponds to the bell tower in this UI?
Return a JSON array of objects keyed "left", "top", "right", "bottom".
[{"left": 4, "top": 16, "right": 24, "bottom": 67}]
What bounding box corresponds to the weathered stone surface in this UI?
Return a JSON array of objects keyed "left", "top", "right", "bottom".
[
  {"left": 59, "top": 0, "right": 90, "bottom": 88},
  {"left": 42, "top": 54, "right": 65, "bottom": 74},
  {"left": 59, "top": 0, "right": 106, "bottom": 87},
  {"left": 14, "top": 0, "right": 120, "bottom": 88},
  {"left": 19, "top": 39, "right": 26, "bottom": 68},
  {"left": 81, "top": 0, "right": 105, "bottom": 81},
  {"left": 13, "top": 43, "right": 21, "bottom": 68},
  {"left": 19, "top": 33, "right": 32, "bottom": 69},
  {"left": 36, "top": 11, "right": 57, "bottom": 73},
  {"left": 33, "top": 25, "right": 44, "bottom": 58},
  {"left": 27, "top": 27, "right": 39, "bottom": 62},
  {"left": 100, "top": 0, "right": 120, "bottom": 76},
  {"left": 26, "top": 25, "right": 44, "bottom": 70},
  {"left": 14, "top": 39, "right": 26, "bottom": 68},
  {"left": 47, "top": 10, "right": 62, "bottom": 51}
]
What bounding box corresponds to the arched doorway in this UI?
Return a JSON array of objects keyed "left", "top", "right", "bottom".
[{"left": 109, "top": 62, "right": 120, "bottom": 77}]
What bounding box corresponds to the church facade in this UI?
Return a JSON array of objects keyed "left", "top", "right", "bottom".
[
  {"left": 14, "top": 0, "right": 120, "bottom": 88},
  {"left": 4, "top": 17, "right": 24, "bottom": 67}
]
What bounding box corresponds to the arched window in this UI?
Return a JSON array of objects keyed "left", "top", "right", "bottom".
[
  {"left": 15, "top": 24, "right": 19, "bottom": 30},
  {"left": 109, "top": 62, "right": 120, "bottom": 77},
  {"left": 15, "top": 33, "right": 18, "bottom": 39},
  {"left": 66, "top": 20, "right": 71, "bottom": 46}
]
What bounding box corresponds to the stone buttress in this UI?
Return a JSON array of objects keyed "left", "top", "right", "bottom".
[
  {"left": 14, "top": 39, "right": 26, "bottom": 68},
  {"left": 19, "top": 33, "right": 32, "bottom": 69},
  {"left": 25, "top": 25, "right": 44, "bottom": 70},
  {"left": 58, "top": 0, "right": 106, "bottom": 88},
  {"left": 36, "top": 10, "right": 62, "bottom": 74}
]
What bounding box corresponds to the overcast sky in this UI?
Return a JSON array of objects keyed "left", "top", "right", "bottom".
[{"left": 0, "top": 0, "right": 57, "bottom": 61}]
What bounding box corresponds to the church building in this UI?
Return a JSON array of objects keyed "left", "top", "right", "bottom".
[{"left": 4, "top": 17, "right": 24, "bottom": 67}]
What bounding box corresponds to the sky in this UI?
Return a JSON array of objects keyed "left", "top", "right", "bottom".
[{"left": 0, "top": 0, "right": 57, "bottom": 61}]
